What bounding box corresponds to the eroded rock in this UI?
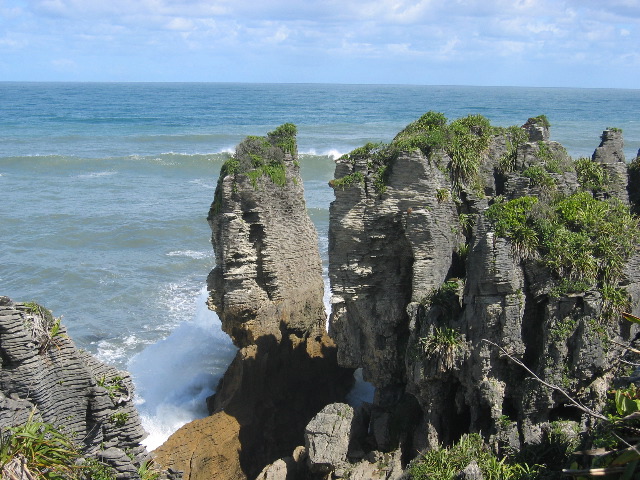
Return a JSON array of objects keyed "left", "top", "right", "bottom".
[
  {"left": 0, "top": 298, "right": 150, "bottom": 479},
  {"left": 328, "top": 115, "right": 640, "bottom": 458},
  {"left": 156, "top": 125, "right": 353, "bottom": 480}
]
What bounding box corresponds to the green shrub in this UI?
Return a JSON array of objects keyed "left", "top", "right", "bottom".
[
  {"left": 529, "top": 114, "right": 550, "bottom": 128},
  {"left": 408, "top": 433, "right": 539, "bottom": 480},
  {"left": 419, "top": 327, "right": 464, "bottom": 371},
  {"left": 373, "top": 165, "right": 388, "bottom": 194},
  {"left": 213, "top": 123, "right": 298, "bottom": 194},
  {"left": 485, "top": 196, "right": 539, "bottom": 258},
  {"left": 421, "top": 281, "right": 459, "bottom": 308},
  {"left": 436, "top": 188, "right": 451, "bottom": 202},
  {"left": 109, "top": 412, "right": 128, "bottom": 427},
  {"left": 498, "top": 125, "right": 529, "bottom": 173},
  {"left": 137, "top": 459, "right": 161, "bottom": 480},
  {"left": 266, "top": 123, "right": 297, "bottom": 155},
  {"left": 335, "top": 112, "right": 497, "bottom": 198},
  {"left": 0, "top": 416, "right": 81, "bottom": 480},
  {"left": 522, "top": 165, "right": 556, "bottom": 189},
  {"left": 82, "top": 458, "right": 117, "bottom": 480},
  {"left": 486, "top": 191, "right": 640, "bottom": 308},
  {"left": 574, "top": 157, "right": 609, "bottom": 192},
  {"left": 330, "top": 171, "right": 365, "bottom": 190},
  {"left": 339, "top": 142, "right": 387, "bottom": 164},
  {"left": 96, "top": 375, "right": 127, "bottom": 400}
]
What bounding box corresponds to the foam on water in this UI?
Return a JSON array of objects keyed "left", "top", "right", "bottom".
[
  {"left": 128, "top": 287, "right": 236, "bottom": 450},
  {"left": 76, "top": 171, "right": 118, "bottom": 179},
  {"left": 325, "top": 149, "right": 344, "bottom": 160},
  {"left": 166, "top": 250, "right": 211, "bottom": 259}
]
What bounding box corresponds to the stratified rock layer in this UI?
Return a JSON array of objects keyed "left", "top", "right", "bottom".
[
  {"left": 155, "top": 126, "right": 353, "bottom": 480},
  {"left": 328, "top": 116, "right": 640, "bottom": 459},
  {"left": 592, "top": 128, "right": 629, "bottom": 204},
  {"left": 0, "top": 296, "right": 150, "bottom": 479},
  {"left": 206, "top": 153, "right": 326, "bottom": 346}
]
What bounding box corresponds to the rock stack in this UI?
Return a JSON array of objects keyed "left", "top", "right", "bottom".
[{"left": 154, "top": 125, "right": 353, "bottom": 479}]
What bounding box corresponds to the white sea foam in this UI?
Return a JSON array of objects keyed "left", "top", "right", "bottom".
[
  {"left": 166, "top": 250, "right": 211, "bottom": 260},
  {"left": 96, "top": 340, "right": 128, "bottom": 366},
  {"left": 128, "top": 287, "right": 236, "bottom": 451},
  {"left": 77, "top": 171, "right": 117, "bottom": 179},
  {"left": 299, "top": 149, "right": 345, "bottom": 159},
  {"left": 325, "top": 149, "right": 344, "bottom": 160}
]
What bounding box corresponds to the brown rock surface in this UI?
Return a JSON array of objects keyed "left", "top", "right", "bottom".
[{"left": 153, "top": 412, "right": 243, "bottom": 480}]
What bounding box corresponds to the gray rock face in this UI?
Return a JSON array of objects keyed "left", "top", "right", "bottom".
[
  {"left": 521, "top": 117, "right": 550, "bottom": 142},
  {"left": 592, "top": 128, "right": 629, "bottom": 204},
  {"left": 457, "top": 461, "right": 483, "bottom": 480},
  {"left": 629, "top": 149, "right": 640, "bottom": 213},
  {"left": 0, "top": 298, "right": 150, "bottom": 479},
  {"left": 329, "top": 151, "right": 460, "bottom": 388},
  {"left": 305, "top": 402, "right": 354, "bottom": 473},
  {"left": 328, "top": 118, "right": 640, "bottom": 455},
  {"left": 207, "top": 134, "right": 326, "bottom": 347}
]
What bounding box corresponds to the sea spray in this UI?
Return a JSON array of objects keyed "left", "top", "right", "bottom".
[{"left": 128, "top": 287, "right": 236, "bottom": 450}]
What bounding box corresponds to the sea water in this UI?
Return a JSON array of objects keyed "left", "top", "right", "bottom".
[{"left": 1, "top": 83, "right": 639, "bottom": 449}]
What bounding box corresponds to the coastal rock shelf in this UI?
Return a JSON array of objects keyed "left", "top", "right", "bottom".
[{"left": 0, "top": 296, "right": 156, "bottom": 479}]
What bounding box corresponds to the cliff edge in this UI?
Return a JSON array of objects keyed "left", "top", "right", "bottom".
[{"left": 324, "top": 114, "right": 640, "bottom": 473}]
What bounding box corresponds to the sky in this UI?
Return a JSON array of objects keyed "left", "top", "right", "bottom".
[{"left": 0, "top": 0, "right": 639, "bottom": 87}]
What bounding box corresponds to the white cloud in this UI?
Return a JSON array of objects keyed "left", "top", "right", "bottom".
[
  {"left": 267, "top": 25, "right": 289, "bottom": 43},
  {"left": 166, "top": 17, "right": 194, "bottom": 31},
  {"left": 0, "top": 35, "right": 26, "bottom": 47},
  {"left": 1, "top": 0, "right": 638, "bottom": 84}
]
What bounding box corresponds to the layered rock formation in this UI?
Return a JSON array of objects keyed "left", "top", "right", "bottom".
[
  {"left": 4, "top": 116, "right": 638, "bottom": 480},
  {"left": 154, "top": 124, "right": 353, "bottom": 479},
  {"left": 324, "top": 115, "right": 640, "bottom": 472},
  {"left": 592, "top": 128, "right": 629, "bottom": 204},
  {"left": 0, "top": 296, "right": 158, "bottom": 479}
]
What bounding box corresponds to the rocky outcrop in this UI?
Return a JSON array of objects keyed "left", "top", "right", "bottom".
[
  {"left": 0, "top": 296, "right": 156, "bottom": 479},
  {"left": 627, "top": 149, "right": 640, "bottom": 214},
  {"left": 205, "top": 127, "right": 326, "bottom": 346},
  {"left": 154, "top": 125, "right": 353, "bottom": 479},
  {"left": 327, "top": 114, "right": 640, "bottom": 465},
  {"left": 592, "top": 128, "right": 629, "bottom": 204}
]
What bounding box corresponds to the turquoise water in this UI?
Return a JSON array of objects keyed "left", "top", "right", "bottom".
[{"left": 1, "top": 82, "right": 639, "bottom": 447}]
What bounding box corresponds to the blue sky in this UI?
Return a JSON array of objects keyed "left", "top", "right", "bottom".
[{"left": 1, "top": 0, "right": 639, "bottom": 87}]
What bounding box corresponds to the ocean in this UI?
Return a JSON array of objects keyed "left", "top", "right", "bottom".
[{"left": 1, "top": 82, "right": 639, "bottom": 449}]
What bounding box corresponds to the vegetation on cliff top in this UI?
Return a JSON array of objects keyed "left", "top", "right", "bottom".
[
  {"left": 209, "top": 123, "right": 297, "bottom": 216},
  {"left": 333, "top": 112, "right": 552, "bottom": 196},
  {"left": 408, "top": 433, "right": 540, "bottom": 479}
]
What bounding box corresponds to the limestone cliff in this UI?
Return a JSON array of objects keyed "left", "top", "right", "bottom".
[
  {"left": 0, "top": 296, "right": 157, "bottom": 479},
  {"left": 327, "top": 114, "right": 640, "bottom": 465},
  {"left": 206, "top": 124, "right": 326, "bottom": 346},
  {"left": 154, "top": 124, "right": 353, "bottom": 480}
]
